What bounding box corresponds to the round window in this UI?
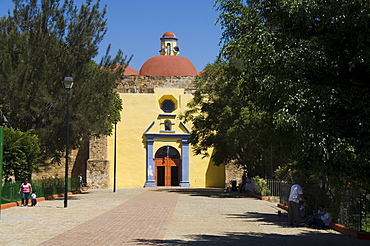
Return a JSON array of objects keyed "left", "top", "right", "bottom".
[{"left": 161, "top": 99, "right": 175, "bottom": 113}]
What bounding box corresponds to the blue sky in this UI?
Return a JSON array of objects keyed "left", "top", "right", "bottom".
[{"left": 0, "top": 0, "right": 223, "bottom": 72}]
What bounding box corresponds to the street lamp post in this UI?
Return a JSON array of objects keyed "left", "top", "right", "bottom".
[
  {"left": 113, "top": 122, "right": 117, "bottom": 192},
  {"left": 63, "top": 77, "right": 73, "bottom": 208},
  {"left": 0, "top": 126, "right": 3, "bottom": 218}
]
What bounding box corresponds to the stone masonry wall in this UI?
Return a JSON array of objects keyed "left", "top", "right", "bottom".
[
  {"left": 89, "top": 136, "right": 108, "bottom": 160},
  {"left": 32, "top": 141, "right": 89, "bottom": 184},
  {"left": 87, "top": 135, "right": 109, "bottom": 188},
  {"left": 86, "top": 159, "right": 109, "bottom": 189},
  {"left": 32, "top": 149, "right": 79, "bottom": 180},
  {"left": 225, "top": 164, "right": 245, "bottom": 188},
  {"left": 115, "top": 75, "right": 196, "bottom": 94}
]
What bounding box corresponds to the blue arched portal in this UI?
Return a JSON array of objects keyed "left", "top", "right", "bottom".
[{"left": 144, "top": 133, "right": 190, "bottom": 188}]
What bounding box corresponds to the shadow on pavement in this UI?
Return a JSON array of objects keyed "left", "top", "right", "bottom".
[
  {"left": 132, "top": 231, "right": 361, "bottom": 246},
  {"left": 226, "top": 211, "right": 286, "bottom": 225},
  {"left": 154, "top": 188, "right": 253, "bottom": 199},
  {"left": 43, "top": 196, "right": 82, "bottom": 201}
]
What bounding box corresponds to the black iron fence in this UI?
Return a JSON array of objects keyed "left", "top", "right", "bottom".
[
  {"left": 337, "top": 190, "right": 370, "bottom": 232},
  {"left": 251, "top": 178, "right": 289, "bottom": 197},
  {"left": 1, "top": 178, "right": 80, "bottom": 205},
  {"left": 253, "top": 178, "right": 370, "bottom": 233}
]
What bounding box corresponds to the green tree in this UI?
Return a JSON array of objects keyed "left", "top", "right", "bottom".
[
  {"left": 184, "top": 0, "right": 370, "bottom": 191},
  {"left": 0, "top": 0, "right": 128, "bottom": 163},
  {"left": 182, "top": 62, "right": 273, "bottom": 176},
  {"left": 3, "top": 127, "right": 41, "bottom": 180}
]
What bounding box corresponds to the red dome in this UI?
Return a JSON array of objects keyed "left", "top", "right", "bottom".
[
  {"left": 140, "top": 55, "right": 197, "bottom": 76},
  {"left": 162, "top": 31, "right": 176, "bottom": 38},
  {"left": 123, "top": 66, "right": 139, "bottom": 75}
]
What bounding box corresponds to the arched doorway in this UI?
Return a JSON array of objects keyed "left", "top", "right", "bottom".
[{"left": 155, "top": 146, "right": 180, "bottom": 186}]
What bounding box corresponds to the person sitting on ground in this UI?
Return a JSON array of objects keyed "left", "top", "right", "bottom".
[
  {"left": 245, "top": 176, "right": 252, "bottom": 191},
  {"left": 239, "top": 173, "right": 247, "bottom": 193},
  {"left": 299, "top": 201, "right": 307, "bottom": 219},
  {"left": 307, "top": 205, "right": 332, "bottom": 228},
  {"left": 313, "top": 204, "right": 325, "bottom": 217}
]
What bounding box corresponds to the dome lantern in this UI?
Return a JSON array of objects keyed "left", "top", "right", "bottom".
[
  {"left": 159, "top": 31, "right": 180, "bottom": 56},
  {"left": 139, "top": 32, "right": 198, "bottom": 76}
]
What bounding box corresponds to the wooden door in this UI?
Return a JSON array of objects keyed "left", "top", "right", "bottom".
[{"left": 155, "top": 146, "right": 180, "bottom": 186}]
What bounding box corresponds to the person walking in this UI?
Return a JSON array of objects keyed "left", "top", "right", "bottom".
[
  {"left": 288, "top": 180, "right": 305, "bottom": 226},
  {"left": 31, "top": 191, "right": 37, "bottom": 206},
  {"left": 18, "top": 178, "right": 32, "bottom": 206},
  {"left": 78, "top": 173, "right": 83, "bottom": 188}
]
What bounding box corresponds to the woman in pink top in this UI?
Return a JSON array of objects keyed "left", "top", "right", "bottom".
[{"left": 18, "top": 179, "right": 32, "bottom": 206}]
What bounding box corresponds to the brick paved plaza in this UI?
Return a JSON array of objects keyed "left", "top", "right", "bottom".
[{"left": 0, "top": 188, "right": 368, "bottom": 245}]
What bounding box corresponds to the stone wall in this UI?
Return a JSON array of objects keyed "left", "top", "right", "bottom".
[
  {"left": 225, "top": 164, "right": 245, "bottom": 188},
  {"left": 87, "top": 135, "right": 109, "bottom": 188},
  {"left": 115, "top": 75, "right": 196, "bottom": 94},
  {"left": 89, "top": 136, "right": 108, "bottom": 160},
  {"left": 86, "top": 159, "right": 110, "bottom": 189},
  {"left": 32, "top": 149, "right": 79, "bottom": 180},
  {"left": 32, "top": 141, "right": 89, "bottom": 183}
]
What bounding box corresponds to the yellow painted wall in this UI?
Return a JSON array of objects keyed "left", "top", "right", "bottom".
[
  {"left": 107, "top": 88, "right": 225, "bottom": 188},
  {"left": 205, "top": 149, "right": 226, "bottom": 187},
  {"left": 107, "top": 93, "right": 155, "bottom": 188}
]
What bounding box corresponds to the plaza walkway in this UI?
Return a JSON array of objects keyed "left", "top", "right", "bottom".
[{"left": 0, "top": 188, "right": 368, "bottom": 245}]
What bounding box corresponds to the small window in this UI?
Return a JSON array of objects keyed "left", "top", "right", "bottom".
[
  {"left": 167, "top": 43, "right": 171, "bottom": 55},
  {"left": 164, "top": 120, "right": 172, "bottom": 131},
  {"left": 161, "top": 99, "right": 175, "bottom": 113}
]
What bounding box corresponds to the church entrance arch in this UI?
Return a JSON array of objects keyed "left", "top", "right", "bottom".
[{"left": 155, "top": 146, "right": 180, "bottom": 186}]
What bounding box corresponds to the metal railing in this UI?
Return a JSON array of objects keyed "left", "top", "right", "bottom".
[
  {"left": 250, "top": 178, "right": 289, "bottom": 197},
  {"left": 337, "top": 190, "right": 370, "bottom": 232},
  {"left": 1, "top": 178, "right": 80, "bottom": 205},
  {"left": 259, "top": 178, "right": 370, "bottom": 233}
]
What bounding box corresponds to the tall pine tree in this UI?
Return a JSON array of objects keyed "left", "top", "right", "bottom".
[{"left": 0, "top": 0, "right": 129, "bottom": 163}]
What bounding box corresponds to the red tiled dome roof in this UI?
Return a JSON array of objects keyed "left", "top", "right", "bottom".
[
  {"left": 101, "top": 64, "right": 140, "bottom": 76},
  {"left": 162, "top": 31, "right": 176, "bottom": 38},
  {"left": 123, "top": 66, "right": 139, "bottom": 75},
  {"left": 139, "top": 55, "right": 197, "bottom": 76}
]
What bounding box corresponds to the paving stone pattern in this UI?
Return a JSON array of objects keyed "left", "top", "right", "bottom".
[
  {"left": 0, "top": 188, "right": 368, "bottom": 246},
  {"left": 39, "top": 190, "right": 179, "bottom": 245}
]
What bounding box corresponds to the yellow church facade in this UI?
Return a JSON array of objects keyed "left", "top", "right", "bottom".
[
  {"left": 93, "top": 32, "right": 225, "bottom": 188},
  {"left": 107, "top": 88, "right": 224, "bottom": 188}
]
